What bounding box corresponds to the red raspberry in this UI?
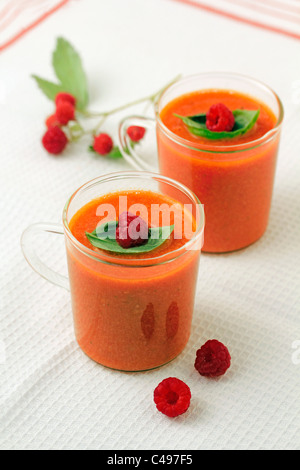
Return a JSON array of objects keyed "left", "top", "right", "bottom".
[
  {"left": 93, "top": 133, "right": 114, "bottom": 155},
  {"left": 42, "top": 126, "right": 68, "bottom": 155},
  {"left": 45, "top": 114, "right": 60, "bottom": 129},
  {"left": 206, "top": 103, "right": 235, "bottom": 132},
  {"left": 55, "top": 101, "right": 76, "bottom": 125},
  {"left": 194, "top": 339, "right": 231, "bottom": 378},
  {"left": 154, "top": 377, "right": 191, "bottom": 418},
  {"left": 55, "top": 92, "right": 76, "bottom": 108},
  {"left": 127, "top": 126, "right": 146, "bottom": 142},
  {"left": 116, "top": 212, "right": 149, "bottom": 249}
]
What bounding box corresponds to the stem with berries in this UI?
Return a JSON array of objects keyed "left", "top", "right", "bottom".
[
  {"left": 33, "top": 38, "right": 180, "bottom": 157},
  {"left": 42, "top": 75, "right": 181, "bottom": 157}
]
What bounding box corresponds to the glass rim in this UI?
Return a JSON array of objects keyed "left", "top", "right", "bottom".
[
  {"left": 154, "top": 71, "right": 284, "bottom": 154},
  {"left": 62, "top": 171, "right": 205, "bottom": 268}
]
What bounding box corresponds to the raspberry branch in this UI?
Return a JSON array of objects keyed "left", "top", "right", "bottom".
[
  {"left": 80, "top": 73, "right": 181, "bottom": 125},
  {"left": 35, "top": 38, "right": 181, "bottom": 157},
  {"left": 42, "top": 75, "right": 181, "bottom": 156},
  {"left": 80, "top": 74, "right": 181, "bottom": 137}
]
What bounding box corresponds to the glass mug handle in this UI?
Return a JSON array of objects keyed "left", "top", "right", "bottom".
[
  {"left": 21, "top": 223, "right": 70, "bottom": 291},
  {"left": 118, "top": 116, "right": 157, "bottom": 171}
]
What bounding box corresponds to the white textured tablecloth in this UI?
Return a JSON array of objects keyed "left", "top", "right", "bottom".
[{"left": 0, "top": 0, "right": 299, "bottom": 450}]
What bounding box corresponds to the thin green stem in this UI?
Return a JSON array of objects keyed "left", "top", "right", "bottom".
[
  {"left": 75, "top": 74, "right": 182, "bottom": 140},
  {"left": 90, "top": 74, "right": 181, "bottom": 136},
  {"left": 79, "top": 74, "right": 181, "bottom": 119},
  {"left": 68, "top": 121, "right": 88, "bottom": 142},
  {"left": 92, "top": 115, "right": 108, "bottom": 136}
]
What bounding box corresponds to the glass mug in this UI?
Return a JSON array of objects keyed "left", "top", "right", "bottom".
[
  {"left": 21, "top": 172, "right": 205, "bottom": 372},
  {"left": 118, "top": 72, "right": 284, "bottom": 253}
]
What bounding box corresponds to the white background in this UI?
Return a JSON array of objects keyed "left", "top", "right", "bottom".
[{"left": 0, "top": 0, "right": 299, "bottom": 450}]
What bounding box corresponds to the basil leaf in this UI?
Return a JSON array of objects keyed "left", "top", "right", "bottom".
[
  {"left": 52, "top": 37, "right": 89, "bottom": 111},
  {"left": 95, "top": 221, "right": 118, "bottom": 239},
  {"left": 182, "top": 113, "right": 206, "bottom": 126},
  {"left": 233, "top": 109, "right": 260, "bottom": 131},
  {"left": 174, "top": 109, "right": 260, "bottom": 139},
  {"left": 86, "top": 222, "right": 174, "bottom": 254},
  {"left": 31, "top": 75, "right": 65, "bottom": 101}
]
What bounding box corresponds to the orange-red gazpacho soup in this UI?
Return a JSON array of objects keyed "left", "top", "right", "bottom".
[
  {"left": 67, "top": 189, "right": 202, "bottom": 371},
  {"left": 158, "top": 89, "right": 280, "bottom": 253}
]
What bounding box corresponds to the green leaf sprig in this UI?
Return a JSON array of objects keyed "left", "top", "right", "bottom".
[
  {"left": 175, "top": 109, "right": 260, "bottom": 140},
  {"left": 86, "top": 221, "right": 175, "bottom": 254},
  {"left": 33, "top": 37, "right": 89, "bottom": 112}
]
